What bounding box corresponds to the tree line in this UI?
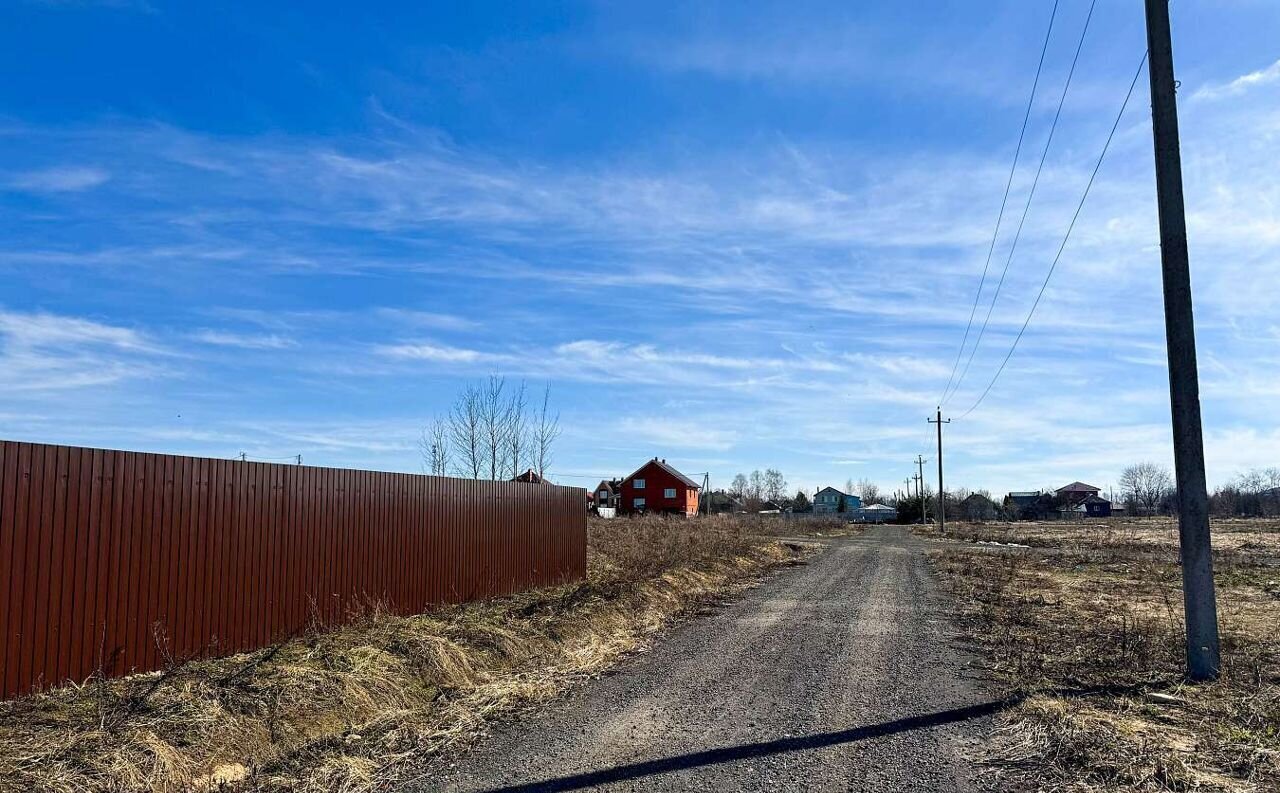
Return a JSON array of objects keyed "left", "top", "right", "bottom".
[
  {"left": 420, "top": 376, "right": 561, "bottom": 480},
  {"left": 1116, "top": 462, "right": 1280, "bottom": 518},
  {"left": 726, "top": 469, "right": 788, "bottom": 511},
  {"left": 891, "top": 460, "right": 1280, "bottom": 521}
]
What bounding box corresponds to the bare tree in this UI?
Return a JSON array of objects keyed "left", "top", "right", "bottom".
[
  {"left": 729, "top": 473, "right": 748, "bottom": 501},
  {"left": 855, "top": 478, "right": 881, "bottom": 505},
  {"left": 419, "top": 416, "right": 449, "bottom": 476},
  {"left": 1230, "top": 467, "right": 1280, "bottom": 517},
  {"left": 505, "top": 380, "right": 529, "bottom": 478},
  {"left": 448, "top": 384, "right": 484, "bottom": 478},
  {"left": 744, "top": 470, "right": 766, "bottom": 510},
  {"left": 763, "top": 469, "right": 787, "bottom": 502},
  {"left": 480, "top": 374, "right": 509, "bottom": 480},
  {"left": 1119, "top": 462, "right": 1173, "bottom": 516},
  {"left": 532, "top": 383, "right": 561, "bottom": 478}
]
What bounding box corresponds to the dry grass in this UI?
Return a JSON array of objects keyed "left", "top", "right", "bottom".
[
  {"left": 918, "top": 517, "right": 1280, "bottom": 564},
  {"left": 928, "top": 519, "right": 1280, "bottom": 792},
  {"left": 0, "top": 515, "right": 809, "bottom": 792}
]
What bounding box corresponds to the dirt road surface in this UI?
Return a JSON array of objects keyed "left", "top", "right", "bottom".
[{"left": 411, "top": 525, "right": 999, "bottom": 792}]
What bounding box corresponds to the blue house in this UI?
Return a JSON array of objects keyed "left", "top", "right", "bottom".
[{"left": 813, "top": 486, "right": 861, "bottom": 514}]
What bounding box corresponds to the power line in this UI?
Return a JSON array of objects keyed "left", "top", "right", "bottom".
[
  {"left": 938, "top": 0, "right": 1061, "bottom": 404},
  {"left": 957, "top": 51, "right": 1150, "bottom": 420},
  {"left": 943, "top": 0, "right": 1098, "bottom": 405}
]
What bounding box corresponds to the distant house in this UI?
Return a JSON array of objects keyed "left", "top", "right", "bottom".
[
  {"left": 850, "top": 503, "right": 897, "bottom": 523},
  {"left": 701, "top": 490, "right": 746, "bottom": 515},
  {"left": 959, "top": 493, "right": 998, "bottom": 521},
  {"left": 1080, "top": 494, "right": 1113, "bottom": 518},
  {"left": 813, "top": 487, "right": 861, "bottom": 515},
  {"left": 592, "top": 479, "right": 622, "bottom": 510},
  {"left": 1056, "top": 481, "right": 1102, "bottom": 506},
  {"left": 1006, "top": 491, "right": 1050, "bottom": 520},
  {"left": 619, "top": 458, "right": 702, "bottom": 517},
  {"left": 756, "top": 499, "right": 783, "bottom": 515},
  {"left": 512, "top": 469, "right": 547, "bottom": 484}
]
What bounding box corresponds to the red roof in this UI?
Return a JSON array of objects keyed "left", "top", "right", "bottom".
[
  {"left": 1056, "top": 481, "right": 1101, "bottom": 494},
  {"left": 623, "top": 458, "right": 701, "bottom": 490}
]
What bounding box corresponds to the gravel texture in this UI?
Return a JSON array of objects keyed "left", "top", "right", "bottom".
[{"left": 411, "top": 525, "right": 998, "bottom": 792}]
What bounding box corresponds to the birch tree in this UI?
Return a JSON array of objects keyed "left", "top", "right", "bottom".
[{"left": 532, "top": 383, "right": 561, "bottom": 478}]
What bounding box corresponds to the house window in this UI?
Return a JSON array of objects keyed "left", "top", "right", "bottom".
[
  {"left": 664, "top": 488, "right": 677, "bottom": 498},
  {"left": 634, "top": 478, "right": 645, "bottom": 489},
  {"left": 633, "top": 497, "right": 646, "bottom": 509},
  {"left": 598, "top": 490, "right": 608, "bottom": 500}
]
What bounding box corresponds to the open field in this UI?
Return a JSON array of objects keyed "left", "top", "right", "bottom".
[
  {"left": 917, "top": 517, "right": 1280, "bottom": 563},
  {"left": 923, "top": 519, "right": 1280, "bottom": 792},
  {"left": 0, "top": 515, "right": 815, "bottom": 793}
]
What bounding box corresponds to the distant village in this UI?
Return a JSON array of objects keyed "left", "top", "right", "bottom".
[
  {"left": 512, "top": 456, "right": 1202, "bottom": 523},
  {"left": 430, "top": 378, "right": 1279, "bottom": 523}
]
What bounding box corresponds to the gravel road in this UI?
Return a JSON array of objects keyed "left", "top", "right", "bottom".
[{"left": 411, "top": 525, "right": 1000, "bottom": 792}]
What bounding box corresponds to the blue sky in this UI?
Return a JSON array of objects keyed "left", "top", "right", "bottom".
[{"left": 2, "top": 0, "right": 1278, "bottom": 497}]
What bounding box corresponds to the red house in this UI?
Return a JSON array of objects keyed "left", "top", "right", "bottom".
[{"left": 619, "top": 458, "right": 701, "bottom": 517}]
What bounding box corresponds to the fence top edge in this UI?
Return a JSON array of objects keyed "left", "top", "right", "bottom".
[{"left": 0, "top": 438, "right": 587, "bottom": 495}]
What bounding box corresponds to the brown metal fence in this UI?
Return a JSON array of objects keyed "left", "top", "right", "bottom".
[{"left": 0, "top": 440, "right": 586, "bottom": 699}]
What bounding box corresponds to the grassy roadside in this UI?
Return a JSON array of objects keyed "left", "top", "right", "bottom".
[
  {"left": 924, "top": 520, "right": 1280, "bottom": 792},
  {"left": 0, "top": 515, "right": 820, "bottom": 792}
]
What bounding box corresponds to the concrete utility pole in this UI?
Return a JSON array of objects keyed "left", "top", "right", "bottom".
[
  {"left": 929, "top": 408, "right": 951, "bottom": 534},
  {"left": 915, "top": 456, "right": 928, "bottom": 524},
  {"left": 1143, "top": 0, "right": 1220, "bottom": 681}
]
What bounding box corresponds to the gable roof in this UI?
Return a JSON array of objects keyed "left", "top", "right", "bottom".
[
  {"left": 623, "top": 458, "right": 701, "bottom": 490},
  {"left": 703, "top": 490, "right": 744, "bottom": 506},
  {"left": 511, "top": 469, "right": 546, "bottom": 484},
  {"left": 593, "top": 479, "right": 619, "bottom": 494},
  {"left": 1057, "top": 481, "right": 1102, "bottom": 494},
  {"left": 815, "top": 486, "right": 848, "bottom": 497}
]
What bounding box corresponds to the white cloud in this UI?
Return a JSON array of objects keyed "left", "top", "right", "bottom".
[
  {"left": 616, "top": 417, "right": 737, "bottom": 452},
  {"left": 0, "top": 311, "right": 166, "bottom": 393},
  {"left": 1193, "top": 59, "right": 1280, "bottom": 101},
  {"left": 374, "top": 308, "right": 476, "bottom": 331},
  {"left": 0, "top": 311, "right": 157, "bottom": 352},
  {"left": 376, "top": 342, "right": 486, "bottom": 363},
  {"left": 7, "top": 166, "right": 110, "bottom": 193},
  {"left": 190, "top": 330, "right": 298, "bottom": 350}
]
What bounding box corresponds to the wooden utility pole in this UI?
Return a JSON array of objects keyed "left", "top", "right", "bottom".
[
  {"left": 929, "top": 408, "right": 951, "bottom": 534},
  {"left": 1143, "top": 0, "right": 1220, "bottom": 681}
]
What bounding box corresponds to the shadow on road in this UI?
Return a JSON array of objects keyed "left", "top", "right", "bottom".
[{"left": 476, "top": 696, "right": 1021, "bottom": 793}]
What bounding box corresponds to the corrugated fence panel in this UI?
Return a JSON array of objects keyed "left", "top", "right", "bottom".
[{"left": 0, "top": 439, "right": 587, "bottom": 699}]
